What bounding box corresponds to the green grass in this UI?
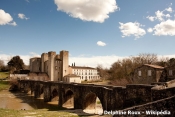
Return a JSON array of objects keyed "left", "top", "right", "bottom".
[
  {"left": 0, "top": 81, "right": 10, "bottom": 91},
  {"left": 0, "top": 108, "right": 79, "bottom": 117},
  {"left": 0, "top": 72, "right": 9, "bottom": 79}
]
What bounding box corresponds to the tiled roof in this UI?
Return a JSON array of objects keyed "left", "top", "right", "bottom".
[
  {"left": 64, "top": 74, "right": 80, "bottom": 77},
  {"left": 69, "top": 66, "right": 96, "bottom": 69},
  {"left": 144, "top": 64, "right": 164, "bottom": 69},
  {"left": 30, "top": 57, "right": 41, "bottom": 59}
]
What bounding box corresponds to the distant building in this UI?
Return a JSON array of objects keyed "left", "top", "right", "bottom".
[
  {"left": 160, "top": 66, "right": 175, "bottom": 82},
  {"left": 29, "top": 50, "right": 100, "bottom": 82},
  {"left": 69, "top": 66, "right": 100, "bottom": 81},
  {"left": 10, "top": 70, "right": 30, "bottom": 79},
  {"left": 132, "top": 64, "right": 164, "bottom": 84},
  {"left": 63, "top": 74, "right": 81, "bottom": 83},
  {"left": 30, "top": 51, "right": 69, "bottom": 81}
]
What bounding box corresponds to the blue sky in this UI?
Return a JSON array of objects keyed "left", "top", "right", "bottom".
[{"left": 0, "top": 0, "right": 175, "bottom": 68}]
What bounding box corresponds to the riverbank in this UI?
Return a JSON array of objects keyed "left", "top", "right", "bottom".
[
  {"left": 0, "top": 81, "right": 79, "bottom": 117},
  {"left": 0, "top": 108, "right": 79, "bottom": 117},
  {"left": 0, "top": 81, "right": 10, "bottom": 91},
  {"left": 0, "top": 82, "right": 108, "bottom": 117}
]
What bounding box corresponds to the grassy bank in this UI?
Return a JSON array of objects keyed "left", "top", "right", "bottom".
[
  {"left": 0, "top": 81, "right": 10, "bottom": 91},
  {"left": 0, "top": 108, "right": 79, "bottom": 117},
  {"left": 0, "top": 72, "right": 9, "bottom": 79}
]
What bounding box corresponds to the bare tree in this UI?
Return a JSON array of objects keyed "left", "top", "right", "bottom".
[
  {"left": 97, "top": 64, "right": 110, "bottom": 80},
  {"left": 0, "top": 60, "right": 5, "bottom": 71},
  {"left": 156, "top": 56, "right": 169, "bottom": 67}
]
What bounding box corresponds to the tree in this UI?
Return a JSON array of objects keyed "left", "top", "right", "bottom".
[
  {"left": 156, "top": 57, "right": 169, "bottom": 67},
  {"left": 167, "top": 58, "right": 175, "bottom": 67},
  {"left": 96, "top": 64, "right": 110, "bottom": 80},
  {"left": 109, "top": 53, "right": 158, "bottom": 80},
  {"left": 8, "top": 56, "right": 25, "bottom": 73},
  {"left": 0, "top": 60, "right": 4, "bottom": 70}
]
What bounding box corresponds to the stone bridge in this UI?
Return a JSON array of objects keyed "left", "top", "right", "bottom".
[{"left": 18, "top": 80, "right": 175, "bottom": 113}]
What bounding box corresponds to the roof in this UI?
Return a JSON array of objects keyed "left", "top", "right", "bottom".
[
  {"left": 30, "top": 57, "right": 41, "bottom": 59},
  {"left": 70, "top": 66, "right": 96, "bottom": 70},
  {"left": 64, "top": 74, "right": 80, "bottom": 77},
  {"left": 144, "top": 64, "right": 164, "bottom": 69}
]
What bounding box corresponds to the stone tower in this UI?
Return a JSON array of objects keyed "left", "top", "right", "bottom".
[
  {"left": 48, "top": 51, "right": 56, "bottom": 81},
  {"left": 60, "top": 50, "right": 69, "bottom": 81},
  {"left": 30, "top": 57, "right": 41, "bottom": 72},
  {"left": 41, "top": 53, "right": 48, "bottom": 72},
  {"left": 54, "top": 54, "right": 61, "bottom": 81}
]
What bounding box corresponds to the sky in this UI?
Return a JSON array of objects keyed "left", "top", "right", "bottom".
[{"left": 0, "top": 0, "right": 175, "bottom": 68}]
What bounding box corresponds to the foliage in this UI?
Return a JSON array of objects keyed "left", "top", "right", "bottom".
[
  {"left": 0, "top": 60, "right": 5, "bottom": 71},
  {"left": 7, "top": 56, "right": 25, "bottom": 73},
  {"left": 96, "top": 64, "right": 110, "bottom": 80}
]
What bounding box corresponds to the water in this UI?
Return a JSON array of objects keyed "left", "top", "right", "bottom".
[
  {"left": 0, "top": 89, "right": 103, "bottom": 115},
  {"left": 0, "top": 89, "right": 58, "bottom": 110}
]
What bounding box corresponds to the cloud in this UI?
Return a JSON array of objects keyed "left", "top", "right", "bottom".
[
  {"left": 119, "top": 22, "right": 146, "bottom": 39},
  {"left": 146, "top": 16, "right": 155, "bottom": 21},
  {"left": 0, "top": 53, "right": 125, "bottom": 68},
  {"left": 147, "top": 6, "right": 173, "bottom": 22},
  {"left": 0, "top": 9, "right": 17, "bottom": 26},
  {"left": 165, "top": 7, "right": 173, "bottom": 13},
  {"left": 155, "top": 10, "right": 166, "bottom": 21},
  {"left": 25, "top": 0, "right": 29, "bottom": 2},
  {"left": 147, "top": 28, "right": 153, "bottom": 33},
  {"left": 97, "top": 41, "right": 106, "bottom": 46},
  {"left": 69, "top": 54, "right": 175, "bottom": 68},
  {"left": 18, "top": 13, "right": 29, "bottom": 20},
  {"left": 69, "top": 55, "right": 126, "bottom": 68},
  {"left": 0, "top": 52, "right": 40, "bottom": 65},
  {"left": 8, "top": 21, "right": 17, "bottom": 26},
  {"left": 54, "top": 0, "right": 119, "bottom": 23},
  {"left": 1, "top": 53, "right": 175, "bottom": 69},
  {"left": 152, "top": 19, "right": 175, "bottom": 36}
]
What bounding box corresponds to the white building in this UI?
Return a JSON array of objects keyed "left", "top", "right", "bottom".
[
  {"left": 63, "top": 74, "right": 81, "bottom": 83},
  {"left": 68, "top": 66, "right": 100, "bottom": 81}
]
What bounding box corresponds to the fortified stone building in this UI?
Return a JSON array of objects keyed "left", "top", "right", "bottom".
[{"left": 29, "top": 50, "right": 100, "bottom": 82}]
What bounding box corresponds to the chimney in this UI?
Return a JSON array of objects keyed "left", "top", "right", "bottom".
[
  {"left": 72, "top": 63, "right": 73, "bottom": 66},
  {"left": 74, "top": 62, "right": 75, "bottom": 66}
]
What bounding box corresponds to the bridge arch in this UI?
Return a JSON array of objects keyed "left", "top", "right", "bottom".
[
  {"left": 83, "top": 92, "right": 103, "bottom": 114},
  {"left": 62, "top": 89, "right": 74, "bottom": 108},
  {"left": 51, "top": 88, "right": 59, "bottom": 101},
  {"left": 39, "top": 86, "right": 44, "bottom": 98}
]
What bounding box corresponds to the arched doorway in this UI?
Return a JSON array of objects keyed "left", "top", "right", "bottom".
[{"left": 83, "top": 92, "right": 103, "bottom": 114}]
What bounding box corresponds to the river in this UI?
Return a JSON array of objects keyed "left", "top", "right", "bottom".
[
  {"left": 0, "top": 89, "right": 103, "bottom": 115},
  {"left": 0, "top": 89, "right": 58, "bottom": 110}
]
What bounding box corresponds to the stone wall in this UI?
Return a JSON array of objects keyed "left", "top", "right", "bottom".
[
  {"left": 152, "top": 87, "right": 175, "bottom": 101},
  {"left": 124, "top": 84, "right": 154, "bottom": 108},
  {"left": 114, "top": 96, "right": 175, "bottom": 117}
]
